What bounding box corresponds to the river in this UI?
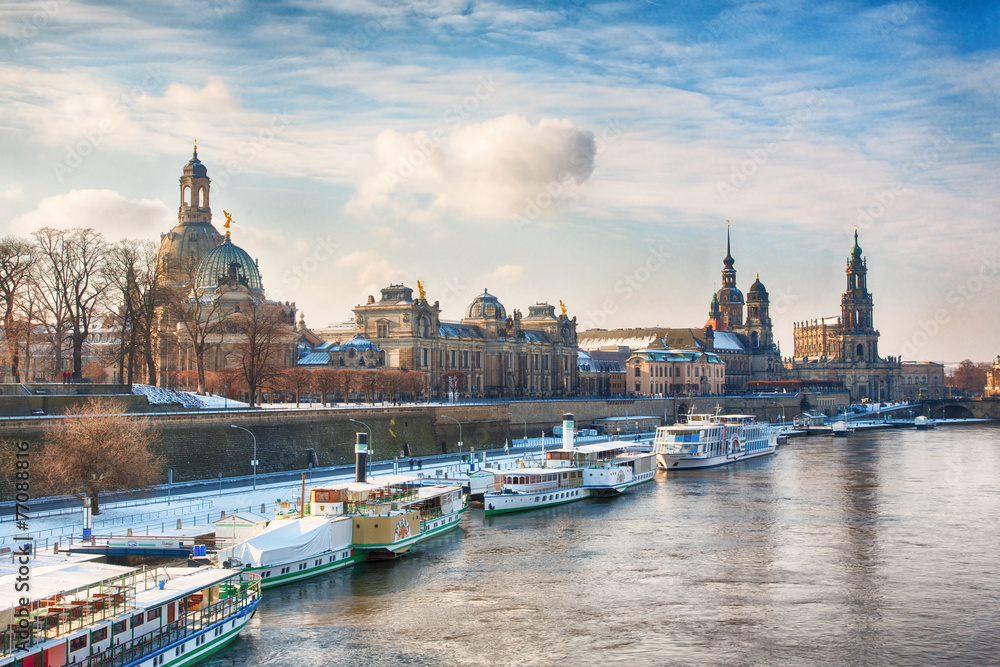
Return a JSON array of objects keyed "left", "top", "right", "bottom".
[{"left": 205, "top": 424, "right": 1000, "bottom": 666}]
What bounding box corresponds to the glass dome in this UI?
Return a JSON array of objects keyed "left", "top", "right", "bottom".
[
  {"left": 466, "top": 289, "right": 506, "bottom": 320},
  {"left": 194, "top": 236, "right": 263, "bottom": 295}
]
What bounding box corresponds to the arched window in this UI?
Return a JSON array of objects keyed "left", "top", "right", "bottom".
[
  {"left": 198, "top": 187, "right": 206, "bottom": 207},
  {"left": 856, "top": 343, "right": 864, "bottom": 358},
  {"left": 183, "top": 185, "right": 191, "bottom": 206}
]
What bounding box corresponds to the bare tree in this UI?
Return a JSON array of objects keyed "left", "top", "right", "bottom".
[
  {"left": 167, "top": 264, "right": 232, "bottom": 395},
  {"left": 231, "top": 299, "right": 291, "bottom": 407},
  {"left": 0, "top": 236, "right": 36, "bottom": 382},
  {"left": 105, "top": 240, "right": 164, "bottom": 388},
  {"left": 313, "top": 368, "right": 337, "bottom": 406},
  {"left": 333, "top": 368, "right": 357, "bottom": 404},
  {"left": 33, "top": 228, "right": 110, "bottom": 380},
  {"left": 32, "top": 398, "right": 163, "bottom": 515},
  {"left": 356, "top": 369, "right": 382, "bottom": 403},
  {"left": 403, "top": 370, "right": 428, "bottom": 402},
  {"left": 381, "top": 370, "right": 404, "bottom": 402},
  {"left": 282, "top": 367, "right": 315, "bottom": 407}
]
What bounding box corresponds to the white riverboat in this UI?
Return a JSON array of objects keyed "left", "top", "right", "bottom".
[
  {"left": 483, "top": 466, "right": 589, "bottom": 516},
  {"left": 546, "top": 442, "right": 658, "bottom": 496},
  {"left": 1, "top": 560, "right": 259, "bottom": 667},
  {"left": 308, "top": 476, "right": 467, "bottom": 560},
  {"left": 217, "top": 515, "right": 360, "bottom": 590},
  {"left": 914, "top": 416, "right": 936, "bottom": 430},
  {"left": 653, "top": 414, "right": 778, "bottom": 470}
]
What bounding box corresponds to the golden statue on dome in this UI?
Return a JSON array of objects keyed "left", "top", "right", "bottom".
[
  {"left": 417, "top": 280, "right": 426, "bottom": 300},
  {"left": 223, "top": 210, "right": 233, "bottom": 237},
  {"left": 560, "top": 300, "right": 567, "bottom": 317}
]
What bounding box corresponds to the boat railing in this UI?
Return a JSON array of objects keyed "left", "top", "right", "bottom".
[{"left": 62, "top": 573, "right": 259, "bottom": 667}]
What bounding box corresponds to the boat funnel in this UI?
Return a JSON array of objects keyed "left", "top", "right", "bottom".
[
  {"left": 562, "top": 413, "right": 575, "bottom": 450},
  {"left": 355, "top": 432, "right": 369, "bottom": 483}
]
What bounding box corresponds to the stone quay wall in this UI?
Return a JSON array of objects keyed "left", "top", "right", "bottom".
[{"left": 0, "top": 394, "right": 834, "bottom": 483}]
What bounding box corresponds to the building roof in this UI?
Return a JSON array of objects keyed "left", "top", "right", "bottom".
[
  {"left": 577, "top": 349, "right": 627, "bottom": 373},
  {"left": 298, "top": 351, "right": 332, "bottom": 366},
  {"left": 439, "top": 322, "right": 484, "bottom": 339},
  {"left": 711, "top": 331, "right": 746, "bottom": 351},
  {"left": 194, "top": 236, "right": 264, "bottom": 295},
  {"left": 629, "top": 349, "right": 724, "bottom": 364},
  {"left": 466, "top": 289, "right": 506, "bottom": 320},
  {"left": 578, "top": 328, "right": 706, "bottom": 352},
  {"left": 522, "top": 329, "right": 550, "bottom": 344}
]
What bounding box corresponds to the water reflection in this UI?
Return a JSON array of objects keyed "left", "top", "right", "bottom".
[{"left": 206, "top": 425, "right": 1000, "bottom": 666}]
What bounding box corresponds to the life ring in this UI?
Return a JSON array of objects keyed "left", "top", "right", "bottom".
[{"left": 732, "top": 438, "right": 740, "bottom": 452}]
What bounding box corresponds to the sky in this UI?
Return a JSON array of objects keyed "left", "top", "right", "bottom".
[{"left": 1, "top": 0, "right": 998, "bottom": 363}]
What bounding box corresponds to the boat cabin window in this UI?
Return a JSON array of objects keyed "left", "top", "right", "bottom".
[
  {"left": 113, "top": 620, "right": 127, "bottom": 634},
  {"left": 92, "top": 628, "right": 108, "bottom": 642},
  {"left": 70, "top": 636, "right": 87, "bottom": 651},
  {"left": 131, "top": 612, "right": 144, "bottom": 628}
]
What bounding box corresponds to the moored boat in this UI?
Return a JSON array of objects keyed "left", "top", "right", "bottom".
[
  {"left": 217, "top": 515, "right": 360, "bottom": 589},
  {"left": 653, "top": 414, "right": 778, "bottom": 470},
  {"left": 483, "top": 466, "right": 589, "bottom": 516},
  {"left": 546, "top": 441, "right": 658, "bottom": 496},
  {"left": 308, "top": 476, "right": 467, "bottom": 560},
  {"left": 914, "top": 415, "right": 936, "bottom": 430},
  {"left": 1, "top": 561, "right": 259, "bottom": 667}
]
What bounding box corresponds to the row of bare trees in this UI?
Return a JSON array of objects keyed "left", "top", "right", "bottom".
[
  {"left": 0, "top": 228, "right": 165, "bottom": 386},
  {"left": 262, "top": 368, "right": 428, "bottom": 406},
  {"left": 1, "top": 229, "right": 295, "bottom": 406}
]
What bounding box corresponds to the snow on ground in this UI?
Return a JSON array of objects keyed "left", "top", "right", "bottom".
[{"left": 132, "top": 384, "right": 248, "bottom": 409}]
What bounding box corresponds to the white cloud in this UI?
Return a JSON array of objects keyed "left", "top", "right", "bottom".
[
  {"left": 335, "top": 250, "right": 405, "bottom": 297},
  {"left": 10, "top": 189, "right": 171, "bottom": 240},
  {"left": 0, "top": 185, "right": 23, "bottom": 202},
  {"left": 482, "top": 264, "right": 525, "bottom": 285},
  {"left": 347, "top": 114, "right": 596, "bottom": 221}
]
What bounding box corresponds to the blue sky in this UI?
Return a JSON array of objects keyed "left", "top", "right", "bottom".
[{"left": 1, "top": 0, "right": 998, "bottom": 362}]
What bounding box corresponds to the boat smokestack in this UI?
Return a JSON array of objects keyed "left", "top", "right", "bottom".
[
  {"left": 562, "top": 413, "right": 575, "bottom": 449},
  {"left": 355, "top": 432, "right": 368, "bottom": 483}
]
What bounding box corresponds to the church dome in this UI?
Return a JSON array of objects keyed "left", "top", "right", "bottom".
[
  {"left": 184, "top": 149, "right": 208, "bottom": 179},
  {"left": 466, "top": 289, "right": 506, "bottom": 320},
  {"left": 340, "top": 335, "right": 379, "bottom": 352},
  {"left": 748, "top": 274, "right": 767, "bottom": 297},
  {"left": 194, "top": 236, "right": 263, "bottom": 295}
]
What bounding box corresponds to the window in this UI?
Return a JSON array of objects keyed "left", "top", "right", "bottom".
[
  {"left": 147, "top": 607, "right": 160, "bottom": 621},
  {"left": 92, "top": 628, "right": 108, "bottom": 643},
  {"left": 131, "top": 613, "right": 144, "bottom": 628},
  {"left": 377, "top": 323, "right": 388, "bottom": 338},
  {"left": 634, "top": 367, "right": 640, "bottom": 377},
  {"left": 70, "top": 636, "right": 87, "bottom": 651},
  {"left": 113, "top": 620, "right": 127, "bottom": 634}
]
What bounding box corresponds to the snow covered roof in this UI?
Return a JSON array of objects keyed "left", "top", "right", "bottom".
[{"left": 712, "top": 331, "right": 746, "bottom": 351}]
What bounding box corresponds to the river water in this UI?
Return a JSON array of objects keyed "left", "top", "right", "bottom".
[{"left": 206, "top": 424, "right": 1000, "bottom": 666}]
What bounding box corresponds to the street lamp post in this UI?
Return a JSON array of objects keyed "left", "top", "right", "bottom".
[
  {"left": 349, "top": 418, "right": 373, "bottom": 478},
  {"left": 510, "top": 413, "right": 527, "bottom": 448},
  {"left": 441, "top": 415, "right": 463, "bottom": 457},
  {"left": 230, "top": 425, "right": 258, "bottom": 491}
]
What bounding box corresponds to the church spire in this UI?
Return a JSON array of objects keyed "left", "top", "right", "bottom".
[{"left": 723, "top": 219, "right": 735, "bottom": 270}]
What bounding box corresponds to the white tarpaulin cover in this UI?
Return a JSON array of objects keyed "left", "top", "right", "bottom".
[{"left": 221, "top": 516, "right": 351, "bottom": 567}]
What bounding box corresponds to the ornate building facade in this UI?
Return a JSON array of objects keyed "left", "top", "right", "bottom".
[
  {"left": 318, "top": 283, "right": 578, "bottom": 398},
  {"left": 785, "top": 231, "right": 901, "bottom": 401}
]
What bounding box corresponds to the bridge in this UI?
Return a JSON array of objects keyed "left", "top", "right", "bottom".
[{"left": 917, "top": 398, "right": 1000, "bottom": 420}]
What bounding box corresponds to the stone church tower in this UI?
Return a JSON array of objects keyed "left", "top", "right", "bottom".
[
  {"left": 715, "top": 225, "right": 745, "bottom": 330},
  {"left": 839, "top": 229, "right": 879, "bottom": 363},
  {"left": 158, "top": 143, "right": 225, "bottom": 281},
  {"left": 745, "top": 274, "right": 772, "bottom": 349}
]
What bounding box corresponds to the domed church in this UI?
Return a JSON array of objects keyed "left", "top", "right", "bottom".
[{"left": 154, "top": 145, "right": 298, "bottom": 389}]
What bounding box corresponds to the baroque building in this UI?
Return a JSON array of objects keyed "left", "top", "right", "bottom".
[
  {"left": 317, "top": 283, "right": 578, "bottom": 398},
  {"left": 154, "top": 146, "right": 297, "bottom": 387},
  {"left": 785, "top": 231, "right": 901, "bottom": 401}
]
